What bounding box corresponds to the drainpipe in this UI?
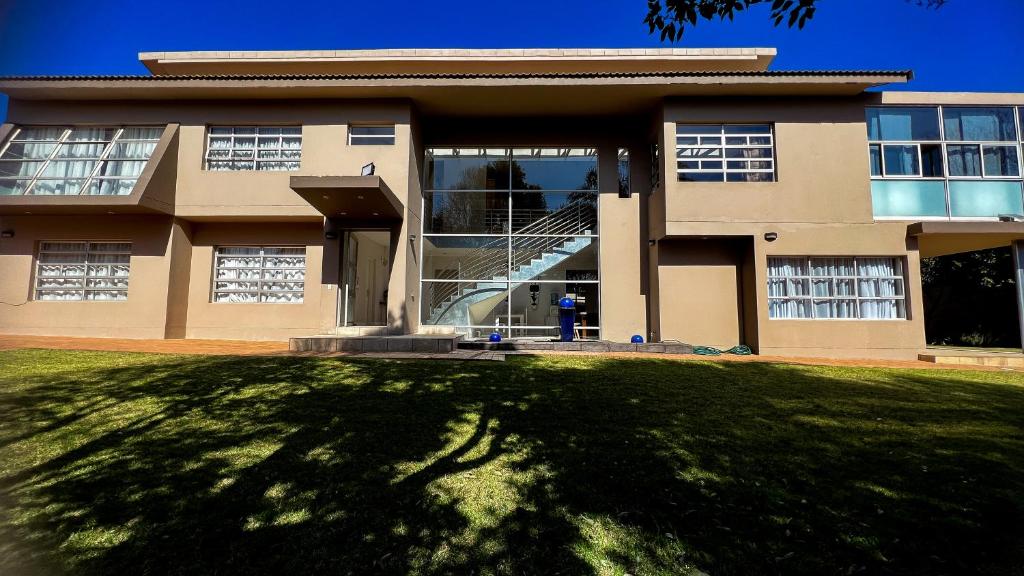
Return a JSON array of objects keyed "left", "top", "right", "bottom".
[{"left": 1014, "top": 240, "right": 1024, "bottom": 354}]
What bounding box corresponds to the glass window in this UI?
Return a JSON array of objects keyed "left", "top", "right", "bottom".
[
  {"left": 424, "top": 190, "right": 509, "bottom": 234},
  {"left": 768, "top": 256, "right": 905, "bottom": 320},
  {"left": 425, "top": 148, "right": 510, "bottom": 190},
  {"left": 942, "top": 107, "right": 1017, "bottom": 142},
  {"left": 982, "top": 145, "right": 1020, "bottom": 177},
  {"left": 0, "top": 126, "right": 161, "bottom": 196},
  {"left": 948, "top": 181, "right": 1024, "bottom": 218},
  {"left": 349, "top": 125, "right": 395, "bottom": 145},
  {"left": 866, "top": 107, "right": 940, "bottom": 141},
  {"left": 512, "top": 148, "right": 598, "bottom": 190},
  {"left": 947, "top": 144, "right": 983, "bottom": 177},
  {"left": 421, "top": 147, "right": 600, "bottom": 338},
  {"left": 676, "top": 124, "right": 775, "bottom": 182},
  {"left": 869, "top": 144, "right": 882, "bottom": 176},
  {"left": 617, "top": 148, "right": 630, "bottom": 197},
  {"left": 882, "top": 145, "right": 920, "bottom": 176},
  {"left": 870, "top": 180, "right": 948, "bottom": 218},
  {"left": 212, "top": 246, "right": 305, "bottom": 303},
  {"left": 205, "top": 126, "right": 301, "bottom": 171},
  {"left": 35, "top": 241, "right": 131, "bottom": 301}
]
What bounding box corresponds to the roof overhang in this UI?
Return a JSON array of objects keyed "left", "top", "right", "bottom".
[
  {"left": 139, "top": 48, "right": 778, "bottom": 76},
  {"left": 908, "top": 221, "right": 1024, "bottom": 258},
  {"left": 290, "top": 175, "right": 403, "bottom": 222},
  {"left": 0, "top": 71, "right": 912, "bottom": 116}
]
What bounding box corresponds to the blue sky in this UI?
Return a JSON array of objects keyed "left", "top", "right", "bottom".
[{"left": 1, "top": 0, "right": 1022, "bottom": 121}]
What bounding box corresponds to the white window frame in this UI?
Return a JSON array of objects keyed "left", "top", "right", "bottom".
[
  {"left": 348, "top": 125, "right": 396, "bottom": 146},
  {"left": 34, "top": 241, "right": 132, "bottom": 301},
  {"left": 0, "top": 126, "right": 162, "bottom": 196},
  {"left": 675, "top": 124, "right": 776, "bottom": 182},
  {"left": 204, "top": 126, "right": 302, "bottom": 171},
  {"left": 767, "top": 256, "right": 907, "bottom": 320},
  {"left": 211, "top": 246, "right": 306, "bottom": 303}
]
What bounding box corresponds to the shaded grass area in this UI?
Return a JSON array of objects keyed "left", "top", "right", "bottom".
[{"left": 0, "top": 350, "right": 1023, "bottom": 575}]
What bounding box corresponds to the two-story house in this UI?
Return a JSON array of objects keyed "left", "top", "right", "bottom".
[{"left": 1, "top": 48, "right": 1022, "bottom": 359}]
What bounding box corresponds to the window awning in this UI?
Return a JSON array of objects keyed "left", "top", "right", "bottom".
[
  {"left": 289, "top": 175, "right": 403, "bottom": 222},
  {"left": 908, "top": 221, "right": 1024, "bottom": 258}
]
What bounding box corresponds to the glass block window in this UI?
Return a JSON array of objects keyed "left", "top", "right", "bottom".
[
  {"left": 34, "top": 241, "right": 131, "bottom": 301},
  {"left": 348, "top": 125, "right": 396, "bottom": 145},
  {"left": 676, "top": 124, "right": 775, "bottom": 182},
  {"left": 205, "top": 127, "right": 302, "bottom": 171},
  {"left": 767, "top": 256, "right": 906, "bottom": 320},
  {"left": 0, "top": 126, "right": 162, "bottom": 196},
  {"left": 212, "top": 246, "right": 306, "bottom": 303}
]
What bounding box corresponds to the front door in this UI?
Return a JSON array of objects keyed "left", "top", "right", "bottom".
[{"left": 338, "top": 230, "right": 390, "bottom": 327}]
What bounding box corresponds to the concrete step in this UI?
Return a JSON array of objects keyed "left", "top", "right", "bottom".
[
  {"left": 290, "top": 334, "right": 463, "bottom": 354},
  {"left": 458, "top": 340, "right": 694, "bottom": 354}
]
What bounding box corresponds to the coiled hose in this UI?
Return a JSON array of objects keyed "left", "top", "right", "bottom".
[{"left": 692, "top": 345, "right": 753, "bottom": 356}]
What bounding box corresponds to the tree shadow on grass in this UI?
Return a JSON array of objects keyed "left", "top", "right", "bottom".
[{"left": 0, "top": 350, "right": 1023, "bottom": 575}]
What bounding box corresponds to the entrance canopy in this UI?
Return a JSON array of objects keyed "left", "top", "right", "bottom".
[
  {"left": 908, "top": 221, "right": 1024, "bottom": 258},
  {"left": 290, "top": 175, "right": 403, "bottom": 223}
]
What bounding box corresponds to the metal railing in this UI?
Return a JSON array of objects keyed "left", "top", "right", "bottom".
[{"left": 428, "top": 200, "right": 597, "bottom": 314}]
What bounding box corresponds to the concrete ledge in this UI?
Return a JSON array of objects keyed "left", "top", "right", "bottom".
[
  {"left": 919, "top": 351, "right": 1024, "bottom": 368},
  {"left": 289, "top": 335, "right": 463, "bottom": 354},
  {"left": 457, "top": 340, "right": 695, "bottom": 354}
]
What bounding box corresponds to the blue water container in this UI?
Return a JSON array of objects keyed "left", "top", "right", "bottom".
[
  {"left": 631, "top": 335, "right": 644, "bottom": 344},
  {"left": 489, "top": 332, "right": 502, "bottom": 343},
  {"left": 558, "top": 297, "right": 576, "bottom": 342}
]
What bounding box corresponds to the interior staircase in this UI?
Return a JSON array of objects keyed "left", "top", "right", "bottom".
[{"left": 426, "top": 200, "right": 596, "bottom": 327}]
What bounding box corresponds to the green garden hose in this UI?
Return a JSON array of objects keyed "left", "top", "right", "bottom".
[{"left": 692, "top": 345, "right": 753, "bottom": 356}]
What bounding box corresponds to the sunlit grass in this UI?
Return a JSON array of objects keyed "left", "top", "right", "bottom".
[{"left": 0, "top": 349, "right": 1022, "bottom": 575}]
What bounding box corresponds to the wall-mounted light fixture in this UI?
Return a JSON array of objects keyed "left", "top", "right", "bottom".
[
  {"left": 324, "top": 219, "right": 339, "bottom": 240},
  {"left": 361, "top": 162, "right": 376, "bottom": 176},
  {"left": 0, "top": 230, "right": 13, "bottom": 239},
  {"left": 764, "top": 232, "right": 779, "bottom": 242},
  {"left": 648, "top": 239, "right": 656, "bottom": 246},
  {"left": 409, "top": 234, "right": 417, "bottom": 242}
]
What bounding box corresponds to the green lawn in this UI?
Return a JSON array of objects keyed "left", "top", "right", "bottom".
[{"left": 1, "top": 350, "right": 1023, "bottom": 575}]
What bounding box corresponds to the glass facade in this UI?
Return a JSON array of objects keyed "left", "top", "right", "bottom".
[
  {"left": 421, "top": 147, "right": 600, "bottom": 339},
  {"left": 867, "top": 106, "right": 1024, "bottom": 219}
]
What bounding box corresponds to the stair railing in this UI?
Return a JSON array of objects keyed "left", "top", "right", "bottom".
[{"left": 428, "top": 200, "right": 597, "bottom": 315}]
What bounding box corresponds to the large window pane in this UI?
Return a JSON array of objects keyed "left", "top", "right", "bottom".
[
  {"left": 870, "top": 180, "right": 948, "bottom": 218},
  {"left": 511, "top": 238, "right": 598, "bottom": 281},
  {"left": 422, "top": 236, "right": 509, "bottom": 281},
  {"left": 948, "top": 181, "right": 1024, "bottom": 218},
  {"left": 35, "top": 241, "right": 131, "bottom": 301},
  {"left": 422, "top": 281, "right": 509, "bottom": 327},
  {"left": 882, "top": 145, "right": 919, "bottom": 176},
  {"left": 982, "top": 145, "right": 1020, "bottom": 177},
  {"left": 0, "top": 125, "right": 160, "bottom": 196},
  {"left": 511, "top": 148, "right": 598, "bottom": 191},
  {"left": 424, "top": 191, "right": 508, "bottom": 234},
  {"left": 425, "top": 148, "right": 510, "bottom": 190},
  {"left": 212, "top": 246, "right": 305, "bottom": 303},
  {"left": 510, "top": 191, "right": 597, "bottom": 234},
  {"left": 768, "top": 256, "right": 906, "bottom": 319},
  {"left": 866, "top": 107, "right": 940, "bottom": 141},
  {"left": 942, "top": 107, "right": 1017, "bottom": 142},
  {"left": 506, "top": 279, "right": 600, "bottom": 339},
  {"left": 946, "top": 144, "right": 982, "bottom": 176},
  {"left": 204, "top": 126, "right": 302, "bottom": 171}
]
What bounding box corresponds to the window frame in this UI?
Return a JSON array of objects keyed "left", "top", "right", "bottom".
[
  {"left": 867, "top": 105, "right": 1024, "bottom": 221},
  {"left": 204, "top": 126, "right": 302, "bottom": 172},
  {"left": 348, "top": 125, "right": 396, "bottom": 146},
  {"left": 675, "top": 123, "right": 776, "bottom": 183},
  {"left": 211, "top": 245, "right": 307, "bottom": 304},
  {"left": 0, "top": 126, "right": 163, "bottom": 196},
  {"left": 33, "top": 241, "right": 132, "bottom": 301},
  {"left": 767, "top": 256, "right": 907, "bottom": 321}
]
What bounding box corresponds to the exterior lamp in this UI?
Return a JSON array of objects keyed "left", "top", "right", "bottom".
[
  {"left": 764, "top": 232, "right": 779, "bottom": 242},
  {"left": 361, "top": 162, "right": 376, "bottom": 176},
  {"left": 0, "top": 230, "right": 13, "bottom": 239}
]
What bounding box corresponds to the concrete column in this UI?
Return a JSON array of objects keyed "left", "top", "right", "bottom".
[{"left": 1014, "top": 240, "right": 1024, "bottom": 353}]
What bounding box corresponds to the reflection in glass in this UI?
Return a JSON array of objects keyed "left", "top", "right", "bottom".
[
  {"left": 882, "top": 145, "right": 919, "bottom": 176},
  {"left": 425, "top": 148, "right": 510, "bottom": 190},
  {"left": 982, "top": 145, "right": 1020, "bottom": 177},
  {"left": 942, "top": 107, "right": 1017, "bottom": 141},
  {"left": 422, "top": 236, "right": 509, "bottom": 281},
  {"left": 511, "top": 148, "right": 598, "bottom": 190},
  {"left": 866, "top": 107, "right": 941, "bottom": 141},
  {"left": 947, "top": 144, "right": 982, "bottom": 176},
  {"left": 424, "top": 191, "right": 508, "bottom": 234},
  {"left": 510, "top": 191, "right": 597, "bottom": 234}
]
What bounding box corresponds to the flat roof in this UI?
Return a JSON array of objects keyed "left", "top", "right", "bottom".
[{"left": 138, "top": 48, "right": 779, "bottom": 76}]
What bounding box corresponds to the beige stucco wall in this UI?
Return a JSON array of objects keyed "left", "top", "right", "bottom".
[
  {"left": 0, "top": 215, "right": 176, "bottom": 338},
  {"left": 660, "top": 97, "right": 874, "bottom": 228},
  {"left": 183, "top": 222, "right": 328, "bottom": 341},
  {"left": 656, "top": 239, "right": 744, "bottom": 349}
]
